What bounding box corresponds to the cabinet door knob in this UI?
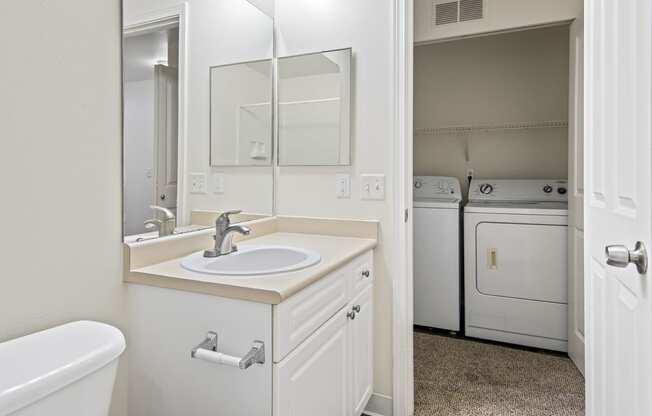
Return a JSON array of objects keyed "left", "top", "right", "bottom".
[
  {"left": 352, "top": 305, "right": 361, "bottom": 313},
  {"left": 347, "top": 311, "right": 356, "bottom": 320},
  {"left": 361, "top": 270, "right": 370, "bottom": 278}
]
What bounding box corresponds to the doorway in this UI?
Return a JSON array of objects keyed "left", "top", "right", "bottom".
[
  {"left": 123, "top": 20, "right": 182, "bottom": 237},
  {"left": 410, "top": 23, "right": 585, "bottom": 415}
]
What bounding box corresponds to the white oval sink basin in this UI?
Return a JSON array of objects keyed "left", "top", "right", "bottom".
[{"left": 180, "top": 245, "right": 321, "bottom": 277}]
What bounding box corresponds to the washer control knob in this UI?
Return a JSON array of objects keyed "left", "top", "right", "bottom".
[
  {"left": 414, "top": 180, "right": 422, "bottom": 189},
  {"left": 479, "top": 183, "right": 494, "bottom": 195},
  {"left": 557, "top": 187, "right": 568, "bottom": 195},
  {"left": 543, "top": 185, "right": 553, "bottom": 194}
]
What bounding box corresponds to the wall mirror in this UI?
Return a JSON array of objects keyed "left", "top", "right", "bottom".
[
  {"left": 122, "top": 0, "right": 274, "bottom": 242},
  {"left": 210, "top": 60, "right": 273, "bottom": 167},
  {"left": 277, "top": 48, "right": 352, "bottom": 166}
]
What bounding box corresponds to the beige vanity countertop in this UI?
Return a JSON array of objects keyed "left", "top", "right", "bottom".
[{"left": 126, "top": 231, "right": 377, "bottom": 304}]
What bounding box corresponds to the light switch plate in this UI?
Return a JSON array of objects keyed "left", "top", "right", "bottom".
[
  {"left": 335, "top": 174, "right": 351, "bottom": 198},
  {"left": 190, "top": 173, "right": 207, "bottom": 194},
  {"left": 361, "top": 174, "right": 385, "bottom": 200},
  {"left": 212, "top": 173, "right": 225, "bottom": 194}
]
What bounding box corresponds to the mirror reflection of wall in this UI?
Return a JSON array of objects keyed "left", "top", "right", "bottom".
[
  {"left": 278, "top": 48, "right": 351, "bottom": 166},
  {"left": 122, "top": 0, "right": 275, "bottom": 242},
  {"left": 210, "top": 60, "right": 272, "bottom": 166},
  {"left": 124, "top": 26, "right": 180, "bottom": 237}
]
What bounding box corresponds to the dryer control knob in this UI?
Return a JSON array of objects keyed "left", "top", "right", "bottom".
[
  {"left": 414, "top": 180, "right": 422, "bottom": 189},
  {"left": 558, "top": 187, "right": 567, "bottom": 195},
  {"left": 543, "top": 185, "right": 553, "bottom": 193},
  {"left": 479, "top": 183, "right": 493, "bottom": 194}
]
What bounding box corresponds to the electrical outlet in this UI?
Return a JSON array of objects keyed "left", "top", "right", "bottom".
[
  {"left": 335, "top": 174, "right": 351, "bottom": 198},
  {"left": 466, "top": 168, "right": 475, "bottom": 180},
  {"left": 190, "top": 173, "right": 207, "bottom": 194},
  {"left": 361, "top": 174, "right": 385, "bottom": 200},
  {"left": 212, "top": 173, "right": 225, "bottom": 194}
]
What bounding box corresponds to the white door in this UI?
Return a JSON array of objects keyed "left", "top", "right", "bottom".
[
  {"left": 585, "top": 1, "right": 652, "bottom": 415},
  {"left": 568, "top": 15, "right": 585, "bottom": 375},
  {"left": 350, "top": 285, "right": 373, "bottom": 416},
  {"left": 154, "top": 64, "right": 178, "bottom": 211}
]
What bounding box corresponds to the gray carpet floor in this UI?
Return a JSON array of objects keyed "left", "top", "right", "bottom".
[{"left": 414, "top": 331, "right": 585, "bottom": 416}]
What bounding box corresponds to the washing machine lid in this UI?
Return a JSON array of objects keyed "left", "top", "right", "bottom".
[
  {"left": 464, "top": 201, "right": 568, "bottom": 216},
  {"left": 414, "top": 196, "right": 462, "bottom": 209}
]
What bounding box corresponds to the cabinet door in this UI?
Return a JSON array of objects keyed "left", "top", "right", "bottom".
[
  {"left": 350, "top": 285, "right": 373, "bottom": 416},
  {"left": 274, "top": 307, "right": 349, "bottom": 416},
  {"left": 128, "top": 285, "right": 272, "bottom": 416}
]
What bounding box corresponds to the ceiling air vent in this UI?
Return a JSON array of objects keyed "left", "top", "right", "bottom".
[
  {"left": 460, "top": 0, "right": 483, "bottom": 21},
  {"left": 433, "top": 1, "right": 459, "bottom": 26},
  {"left": 432, "top": 0, "right": 484, "bottom": 26}
]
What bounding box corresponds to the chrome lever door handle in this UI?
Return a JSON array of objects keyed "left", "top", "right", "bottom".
[{"left": 605, "top": 241, "right": 648, "bottom": 274}]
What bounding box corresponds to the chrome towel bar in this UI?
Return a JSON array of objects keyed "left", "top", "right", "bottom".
[{"left": 191, "top": 331, "right": 265, "bottom": 370}]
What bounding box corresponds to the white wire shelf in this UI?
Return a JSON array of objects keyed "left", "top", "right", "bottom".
[{"left": 414, "top": 120, "right": 569, "bottom": 136}]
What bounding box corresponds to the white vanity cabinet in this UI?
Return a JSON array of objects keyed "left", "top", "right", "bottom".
[
  {"left": 273, "top": 251, "right": 374, "bottom": 416},
  {"left": 127, "top": 249, "right": 374, "bottom": 416}
]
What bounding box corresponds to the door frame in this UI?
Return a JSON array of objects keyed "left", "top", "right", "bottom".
[
  {"left": 392, "top": 3, "right": 587, "bottom": 416},
  {"left": 123, "top": 3, "right": 189, "bottom": 225},
  {"left": 392, "top": 0, "right": 414, "bottom": 415}
]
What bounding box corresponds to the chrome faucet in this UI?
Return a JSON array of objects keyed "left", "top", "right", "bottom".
[
  {"left": 204, "top": 210, "right": 251, "bottom": 258},
  {"left": 144, "top": 205, "right": 176, "bottom": 237}
]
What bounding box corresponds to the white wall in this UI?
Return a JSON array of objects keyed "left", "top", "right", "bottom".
[
  {"left": 414, "top": 25, "right": 570, "bottom": 196},
  {"left": 124, "top": 80, "right": 155, "bottom": 235},
  {"left": 125, "top": 0, "right": 275, "bottom": 221},
  {"left": 275, "top": 0, "right": 395, "bottom": 398},
  {"left": 0, "top": 1, "right": 126, "bottom": 415},
  {"left": 415, "top": 0, "right": 582, "bottom": 44}
]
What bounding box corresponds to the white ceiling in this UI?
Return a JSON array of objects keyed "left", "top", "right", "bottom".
[{"left": 124, "top": 29, "right": 172, "bottom": 82}]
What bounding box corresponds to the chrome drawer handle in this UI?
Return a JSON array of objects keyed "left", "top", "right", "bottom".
[
  {"left": 347, "top": 311, "right": 356, "bottom": 320},
  {"left": 352, "top": 305, "right": 361, "bottom": 313},
  {"left": 361, "top": 270, "right": 370, "bottom": 278},
  {"left": 191, "top": 331, "right": 265, "bottom": 370}
]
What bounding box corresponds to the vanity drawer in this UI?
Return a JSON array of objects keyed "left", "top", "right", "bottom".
[
  {"left": 350, "top": 251, "right": 374, "bottom": 295},
  {"left": 273, "top": 267, "right": 349, "bottom": 362}
]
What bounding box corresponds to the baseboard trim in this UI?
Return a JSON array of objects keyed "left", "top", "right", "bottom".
[{"left": 364, "top": 393, "right": 393, "bottom": 416}]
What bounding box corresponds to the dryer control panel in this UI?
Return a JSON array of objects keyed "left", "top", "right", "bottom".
[
  {"left": 468, "top": 179, "right": 568, "bottom": 202},
  {"left": 414, "top": 176, "right": 462, "bottom": 200}
]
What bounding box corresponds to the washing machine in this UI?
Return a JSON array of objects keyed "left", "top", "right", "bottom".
[
  {"left": 464, "top": 179, "right": 569, "bottom": 351},
  {"left": 413, "top": 176, "right": 462, "bottom": 331}
]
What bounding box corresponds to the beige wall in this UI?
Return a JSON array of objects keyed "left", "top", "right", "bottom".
[
  {"left": 414, "top": 25, "right": 570, "bottom": 197},
  {"left": 0, "top": 1, "right": 127, "bottom": 415}
]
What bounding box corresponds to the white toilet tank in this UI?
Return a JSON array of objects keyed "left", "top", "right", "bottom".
[{"left": 0, "top": 321, "right": 126, "bottom": 416}]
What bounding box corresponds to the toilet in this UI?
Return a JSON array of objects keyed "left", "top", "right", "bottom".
[{"left": 0, "top": 321, "right": 125, "bottom": 416}]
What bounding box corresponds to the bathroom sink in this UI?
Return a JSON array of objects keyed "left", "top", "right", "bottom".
[{"left": 180, "top": 245, "right": 321, "bottom": 277}]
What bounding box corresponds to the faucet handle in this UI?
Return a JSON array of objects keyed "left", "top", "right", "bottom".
[
  {"left": 216, "top": 210, "right": 242, "bottom": 226},
  {"left": 150, "top": 205, "right": 175, "bottom": 220},
  {"left": 144, "top": 219, "right": 163, "bottom": 234},
  {"left": 222, "top": 209, "right": 242, "bottom": 217}
]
